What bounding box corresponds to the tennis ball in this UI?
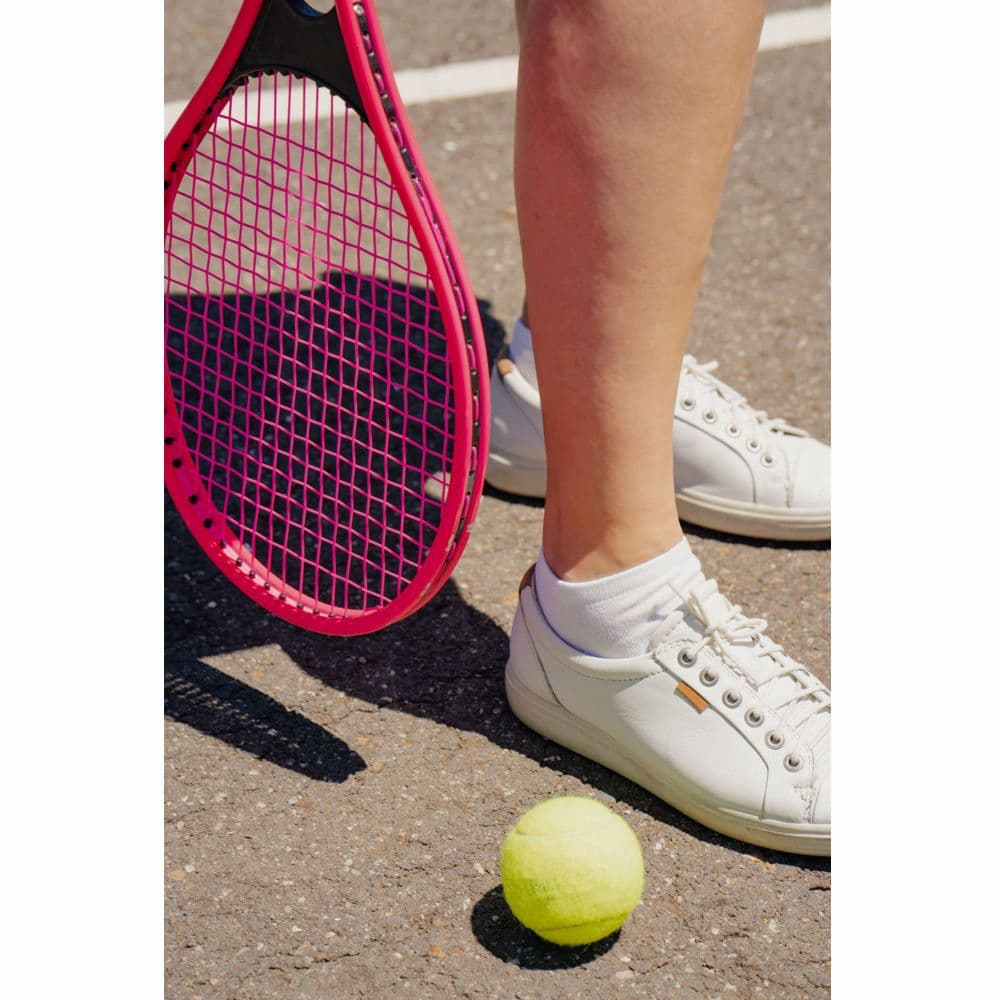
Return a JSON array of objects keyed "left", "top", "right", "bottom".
[{"left": 500, "top": 796, "right": 644, "bottom": 946}]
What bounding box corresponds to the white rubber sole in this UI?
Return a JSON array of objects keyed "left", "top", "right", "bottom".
[
  {"left": 486, "top": 451, "right": 829, "bottom": 541},
  {"left": 676, "top": 489, "right": 830, "bottom": 542},
  {"left": 505, "top": 668, "right": 830, "bottom": 857},
  {"left": 485, "top": 447, "right": 547, "bottom": 498}
]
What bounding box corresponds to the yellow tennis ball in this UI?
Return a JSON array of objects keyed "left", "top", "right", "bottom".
[{"left": 500, "top": 796, "right": 644, "bottom": 946}]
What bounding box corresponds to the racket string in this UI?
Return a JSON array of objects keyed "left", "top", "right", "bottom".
[{"left": 166, "top": 71, "right": 454, "bottom": 615}]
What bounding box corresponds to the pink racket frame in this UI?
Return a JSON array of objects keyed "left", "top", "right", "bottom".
[{"left": 164, "top": 0, "right": 490, "bottom": 634}]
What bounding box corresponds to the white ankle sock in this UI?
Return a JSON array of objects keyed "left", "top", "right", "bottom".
[
  {"left": 509, "top": 316, "right": 538, "bottom": 391},
  {"left": 533, "top": 539, "right": 704, "bottom": 659}
]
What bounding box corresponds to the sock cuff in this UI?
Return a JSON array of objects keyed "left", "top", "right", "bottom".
[
  {"left": 536, "top": 538, "right": 697, "bottom": 597},
  {"left": 533, "top": 539, "right": 704, "bottom": 658}
]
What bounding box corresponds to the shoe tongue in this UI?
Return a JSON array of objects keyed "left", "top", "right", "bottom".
[
  {"left": 728, "top": 642, "right": 795, "bottom": 703},
  {"left": 686, "top": 578, "right": 732, "bottom": 627},
  {"left": 730, "top": 642, "right": 828, "bottom": 739},
  {"left": 662, "top": 560, "right": 706, "bottom": 611}
]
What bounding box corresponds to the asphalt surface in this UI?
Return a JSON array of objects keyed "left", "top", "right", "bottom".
[{"left": 165, "top": 3, "right": 831, "bottom": 996}]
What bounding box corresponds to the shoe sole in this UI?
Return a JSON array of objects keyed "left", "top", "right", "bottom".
[
  {"left": 676, "top": 489, "right": 831, "bottom": 542},
  {"left": 486, "top": 451, "right": 830, "bottom": 542},
  {"left": 505, "top": 668, "right": 831, "bottom": 857},
  {"left": 485, "top": 447, "right": 547, "bottom": 498}
]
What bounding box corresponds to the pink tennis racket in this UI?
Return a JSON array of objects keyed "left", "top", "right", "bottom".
[{"left": 165, "top": 0, "right": 488, "bottom": 635}]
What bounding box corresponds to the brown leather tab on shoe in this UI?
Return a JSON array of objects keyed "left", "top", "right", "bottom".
[
  {"left": 518, "top": 564, "right": 536, "bottom": 595},
  {"left": 675, "top": 681, "right": 709, "bottom": 713},
  {"left": 495, "top": 345, "right": 515, "bottom": 376}
]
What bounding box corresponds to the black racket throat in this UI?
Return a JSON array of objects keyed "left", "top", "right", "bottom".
[{"left": 232, "top": 0, "right": 367, "bottom": 120}]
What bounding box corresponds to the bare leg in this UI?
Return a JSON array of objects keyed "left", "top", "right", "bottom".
[
  {"left": 514, "top": 0, "right": 765, "bottom": 580},
  {"left": 506, "top": 3, "right": 831, "bottom": 858}
]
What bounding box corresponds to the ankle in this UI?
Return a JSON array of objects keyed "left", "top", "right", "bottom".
[{"left": 541, "top": 517, "right": 685, "bottom": 582}]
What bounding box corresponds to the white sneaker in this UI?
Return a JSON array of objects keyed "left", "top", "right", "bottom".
[
  {"left": 487, "top": 350, "right": 831, "bottom": 541},
  {"left": 505, "top": 567, "right": 831, "bottom": 855}
]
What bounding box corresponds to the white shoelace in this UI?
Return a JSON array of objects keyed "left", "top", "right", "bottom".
[
  {"left": 682, "top": 355, "right": 807, "bottom": 438},
  {"left": 650, "top": 577, "right": 831, "bottom": 743}
]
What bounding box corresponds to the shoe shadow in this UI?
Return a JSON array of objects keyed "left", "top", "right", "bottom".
[
  {"left": 483, "top": 482, "right": 545, "bottom": 508},
  {"left": 469, "top": 885, "right": 618, "bottom": 968},
  {"left": 477, "top": 297, "right": 508, "bottom": 364},
  {"left": 683, "top": 521, "right": 831, "bottom": 552}
]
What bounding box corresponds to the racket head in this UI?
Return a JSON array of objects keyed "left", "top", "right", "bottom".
[{"left": 164, "top": 0, "right": 488, "bottom": 634}]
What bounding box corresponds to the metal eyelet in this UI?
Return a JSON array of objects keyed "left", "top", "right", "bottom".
[
  {"left": 722, "top": 689, "right": 741, "bottom": 708},
  {"left": 766, "top": 731, "right": 785, "bottom": 749},
  {"left": 725, "top": 423, "right": 740, "bottom": 438},
  {"left": 745, "top": 708, "right": 764, "bottom": 727},
  {"left": 761, "top": 453, "right": 776, "bottom": 467},
  {"left": 747, "top": 439, "right": 761, "bottom": 453},
  {"left": 703, "top": 409, "right": 717, "bottom": 424},
  {"left": 784, "top": 753, "right": 803, "bottom": 772},
  {"left": 699, "top": 667, "right": 719, "bottom": 687},
  {"left": 677, "top": 648, "right": 697, "bottom": 668},
  {"left": 680, "top": 397, "right": 695, "bottom": 411}
]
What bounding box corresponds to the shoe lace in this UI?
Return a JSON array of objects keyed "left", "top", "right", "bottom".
[
  {"left": 682, "top": 355, "right": 807, "bottom": 437},
  {"left": 652, "top": 578, "right": 830, "bottom": 741}
]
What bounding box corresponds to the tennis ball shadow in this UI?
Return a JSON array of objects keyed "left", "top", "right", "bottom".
[{"left": 470, "top": 885, "right": 618, "bottom": 969}]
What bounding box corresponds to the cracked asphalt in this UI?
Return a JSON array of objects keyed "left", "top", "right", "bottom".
[{"left": 165, "top": 2, "right": 830, "bottom": 996}]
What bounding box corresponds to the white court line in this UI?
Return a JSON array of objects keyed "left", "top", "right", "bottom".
[
  {"left": 164, "top": 4, "right": 830, "bottom": 134},
  {"left": 759, "top": 3, "right": 831, "bottom": 52}
]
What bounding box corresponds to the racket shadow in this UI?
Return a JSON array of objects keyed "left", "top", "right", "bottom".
[
  {"left": 166, "top": 272, "right": 505, "bottom": 614},
  {"left": 164, "top": 656, "right": 366, "bottom": 783}
]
